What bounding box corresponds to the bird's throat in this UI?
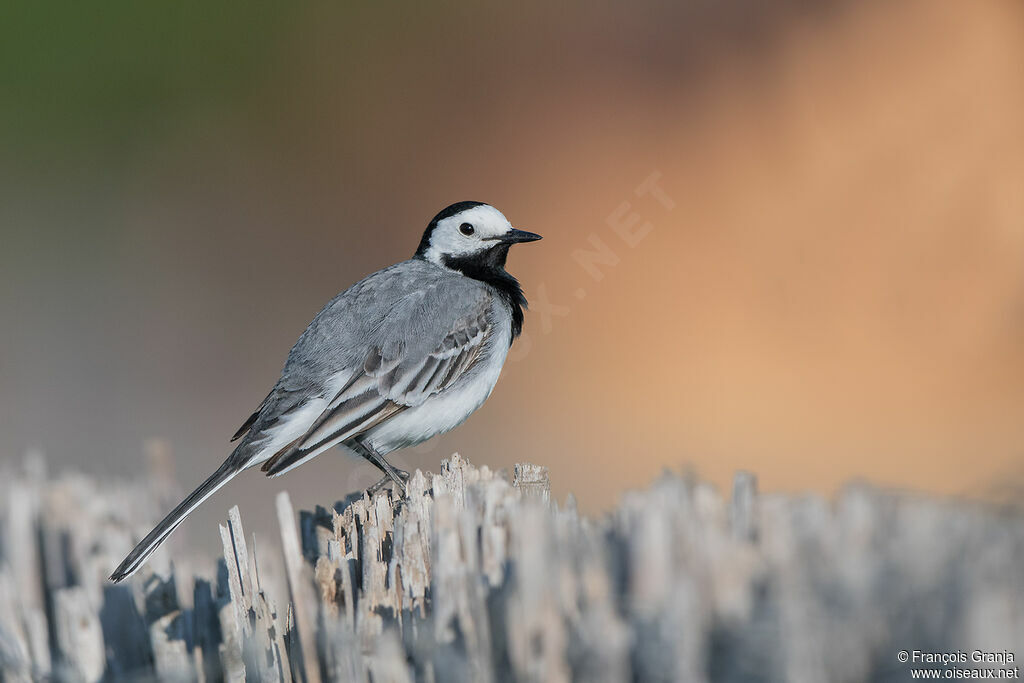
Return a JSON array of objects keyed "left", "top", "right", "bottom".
[{"left": 441, "top": 246, "right": 527, "bottom": 343}]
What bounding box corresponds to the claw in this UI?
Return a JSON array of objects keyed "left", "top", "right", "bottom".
[{"left": 366, "top": 470, "right": 409, "bottom": 498}]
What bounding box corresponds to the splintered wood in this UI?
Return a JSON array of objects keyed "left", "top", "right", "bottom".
[{"left": 1, "top": 452, "right": 1023, "bottom": 682}]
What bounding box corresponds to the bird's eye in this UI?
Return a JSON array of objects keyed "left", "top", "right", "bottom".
[{"left": 459, "top": 223, "right": 475, "bottom": 236}]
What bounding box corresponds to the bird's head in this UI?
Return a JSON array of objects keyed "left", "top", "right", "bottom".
[{"left": 414, "top": 202, "right": 542, "bottom": 271}]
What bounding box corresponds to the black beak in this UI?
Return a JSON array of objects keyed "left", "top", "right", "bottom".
[{"left": 501, "top": 229, "right": 543, "bottom": 244}]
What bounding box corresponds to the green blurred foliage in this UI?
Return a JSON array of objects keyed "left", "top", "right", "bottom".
[{"left": 0, "top": 0, "right": 291, "bottom": 151}]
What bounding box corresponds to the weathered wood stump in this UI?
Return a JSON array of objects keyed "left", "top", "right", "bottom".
[{"left": 1, "top": 452, "right": 1022, "bottom": 682}]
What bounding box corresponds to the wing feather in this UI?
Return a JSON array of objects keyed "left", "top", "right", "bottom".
[
  {"left": 258, "top": 285, "right": 496, "bottom": 478},
  {"left": 260, "top": 390, "right": 404, "bottom": 476}
]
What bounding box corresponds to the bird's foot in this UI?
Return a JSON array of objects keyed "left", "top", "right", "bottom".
[{"left": 366, "top": 469, "right": 410, "bottom": 498}]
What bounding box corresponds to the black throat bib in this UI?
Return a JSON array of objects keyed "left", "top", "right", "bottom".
[{"left": 440, "top": 244, "right": 526, "bottom": 342}]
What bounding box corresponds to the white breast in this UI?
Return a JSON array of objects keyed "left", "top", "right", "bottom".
[{"left": 361, "top": 304, "right": 512, "bottom": 453}]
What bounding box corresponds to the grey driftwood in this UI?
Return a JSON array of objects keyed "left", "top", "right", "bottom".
[{"left": 0, "top": 452, "right": 1022, "bottom": 682}]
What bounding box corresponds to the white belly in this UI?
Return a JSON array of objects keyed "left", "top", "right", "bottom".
[{"left": 360, "top": 320, "right": 511, "bottom": 453}]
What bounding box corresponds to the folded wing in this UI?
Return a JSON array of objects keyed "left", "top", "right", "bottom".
[{"left": 258, "top": 289, "right": 493, "bottom": 477}]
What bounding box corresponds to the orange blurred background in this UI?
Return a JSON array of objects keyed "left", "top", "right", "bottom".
[{"left": 2, "top": 0, "right": 1023, "bottom": 554}]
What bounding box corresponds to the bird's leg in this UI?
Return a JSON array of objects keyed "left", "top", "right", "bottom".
[
  {"left": 366, "top": 474, "right": 404, "bottom": 497},
  {"left": 365, "top": 471, "right": 409, "bottom": 497},
  {"left": 352, "top": 439, "right": 409, "bottom": 496}
]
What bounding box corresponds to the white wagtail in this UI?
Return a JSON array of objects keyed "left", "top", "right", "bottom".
[{"left": 110, "top": 202, "right": 541, "bottom": 582}]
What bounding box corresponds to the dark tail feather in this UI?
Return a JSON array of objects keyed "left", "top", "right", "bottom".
[
  {"left": 231, "top": 410, "right": 260, "bottom": 441},
  {"left": 109, "top": 462, "right": 239, "bottom": 583}
]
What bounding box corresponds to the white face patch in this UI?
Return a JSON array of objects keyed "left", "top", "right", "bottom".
[{"left": 423, "top": 204, "right": 514, "bottom": 265}]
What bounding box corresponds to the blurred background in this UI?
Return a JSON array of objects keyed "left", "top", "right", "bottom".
[{"left": 2, "top": 0, "right": 1023, "bottom": 557}]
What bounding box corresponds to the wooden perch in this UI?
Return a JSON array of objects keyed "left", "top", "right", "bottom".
[{"left": 1, "top": 452, "right": 1023, "bottom": 682}]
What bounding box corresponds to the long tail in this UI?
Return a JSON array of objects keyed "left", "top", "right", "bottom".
[{"left": 109, "top": 461, "right": 240, "bottom": 583}]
